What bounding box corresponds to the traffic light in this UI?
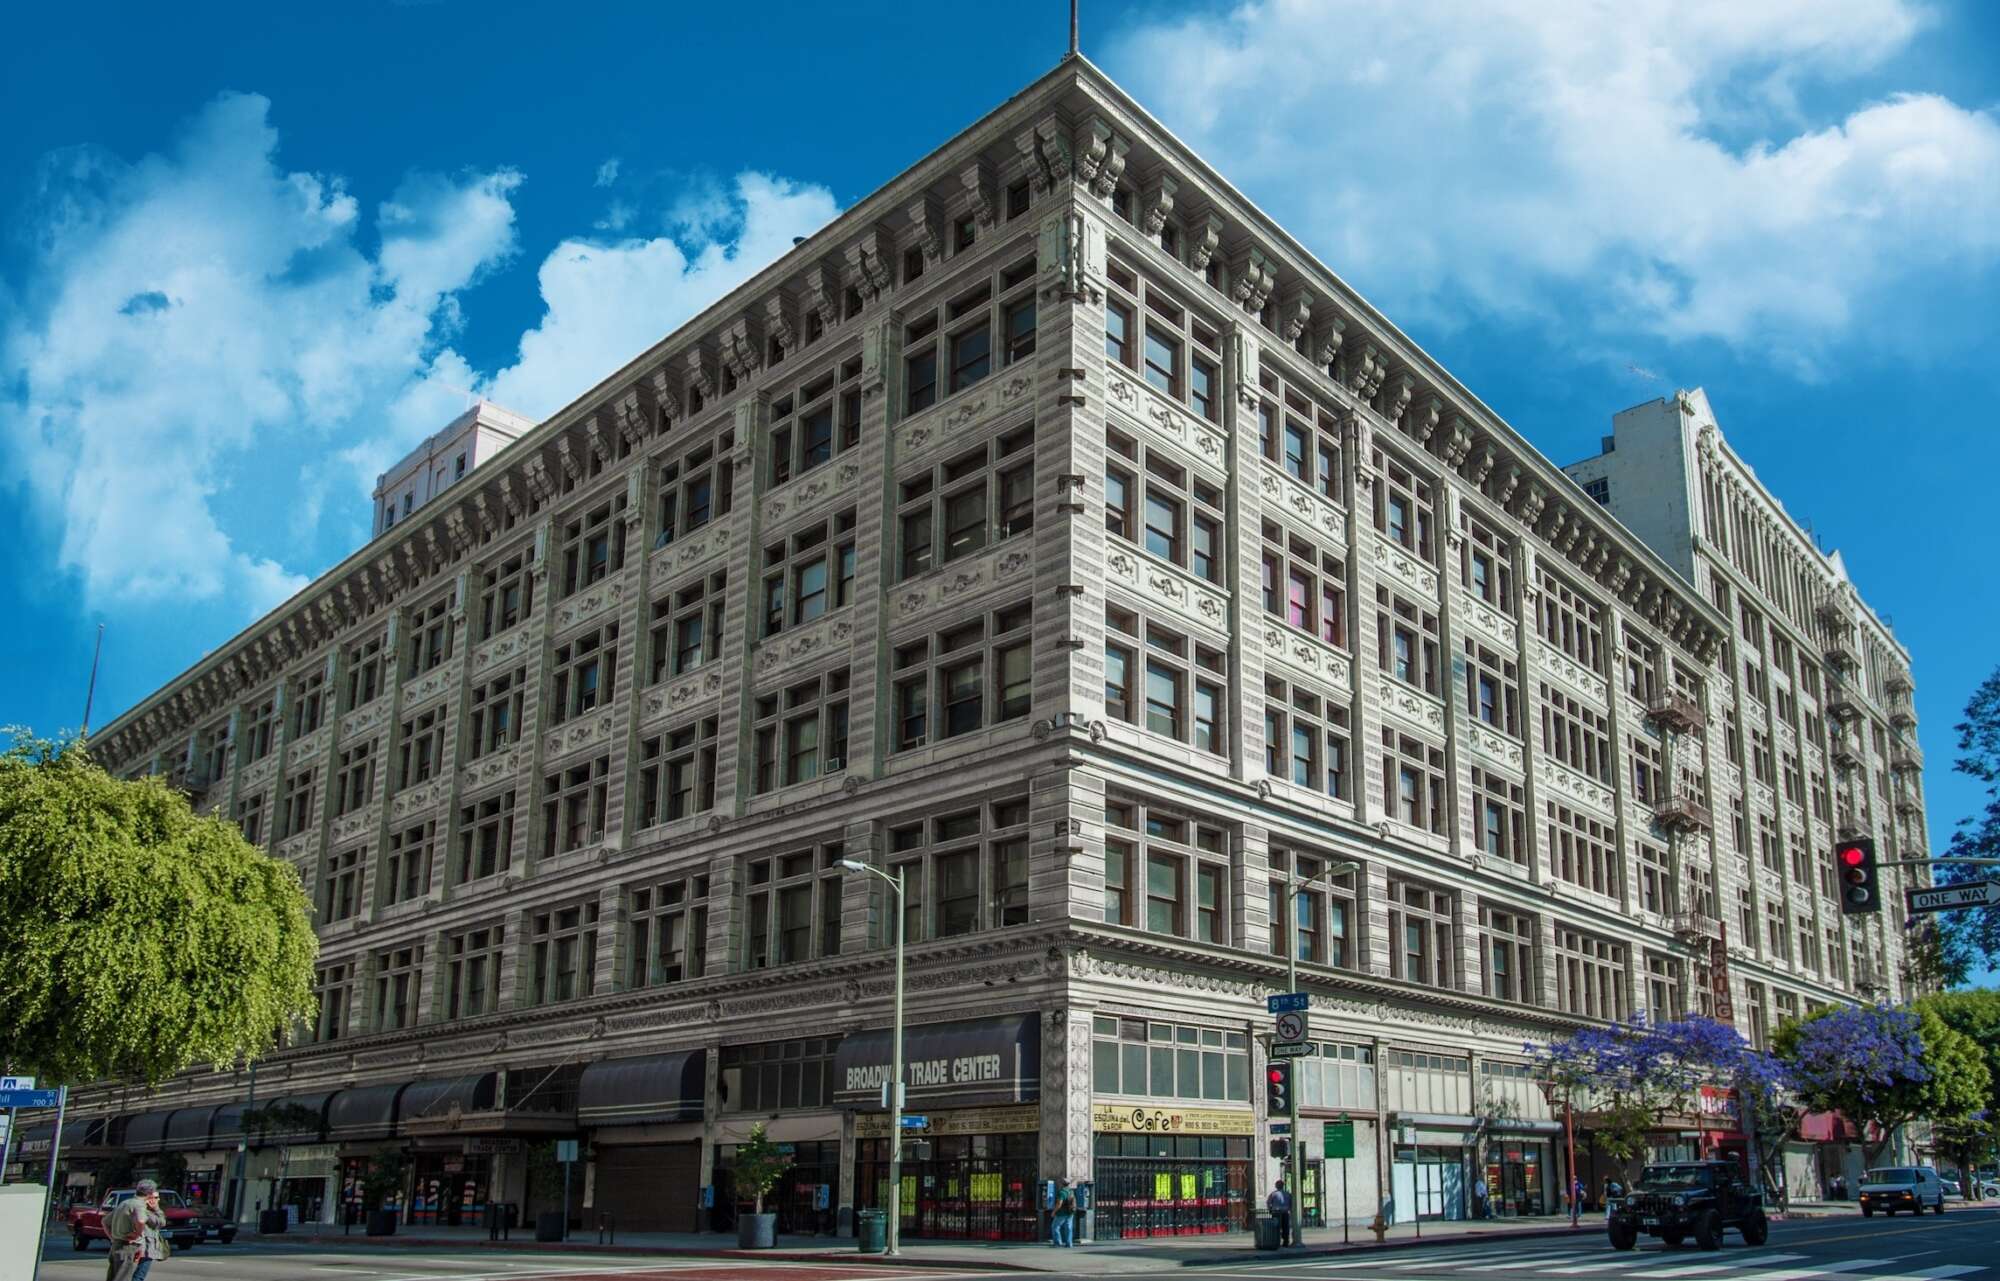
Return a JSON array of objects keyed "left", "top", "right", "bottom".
[
  {"left": 1837, "top": 837, "right": 1880, "bottom": 915},
  {"left": 1270, "top": 1137, "right": 1291, "bottom": 1159},
  {"left": 1265, "top": 1061, "right": 1293, "bottom": 1116}
]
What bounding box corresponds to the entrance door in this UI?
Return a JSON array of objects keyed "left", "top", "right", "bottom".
[{"left": 593, "top": 1142, "right": 700, "bottom": 1233}]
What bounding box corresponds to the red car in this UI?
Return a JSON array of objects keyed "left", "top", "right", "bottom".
[{"left": 65, "top": 1189, "right": 209, "bottom": 1252}]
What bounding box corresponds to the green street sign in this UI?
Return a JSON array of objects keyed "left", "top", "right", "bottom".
[{"left": 1323, "top": 1120, "right": 1355, "bottom": 1160}]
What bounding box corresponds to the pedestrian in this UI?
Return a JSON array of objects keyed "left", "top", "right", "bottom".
[
  {"left": 1473, "top": 1175, "right": 1489, "bottom": 1220},
  {"left": 1267, "top": 1178, "right": 1293, "bottom": 1247},
  {"left": 1603, "top": 1176, "right": 1623, "bottom": 1219},
  {"left": 104, "top": 1179, "right": 167, "bottom": 1281},
  {"left": 1051, "top": 1180, "right": 1075, "bottom": 1247}
]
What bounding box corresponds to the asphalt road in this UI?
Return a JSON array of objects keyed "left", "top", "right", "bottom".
[{"left": 31, "top": 1245, "right": 1004, "bottom": 1281}]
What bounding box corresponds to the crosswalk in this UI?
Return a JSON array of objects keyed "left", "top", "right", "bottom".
[{"left": 1236, "top": 1241, "right": 1990, "bottom": 1281}]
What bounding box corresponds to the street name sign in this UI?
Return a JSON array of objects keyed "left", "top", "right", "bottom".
[
  {"left": 1267, "top": 992, "right": 1308, "bottom": 1013},
  {"left": 1906, "top": 881, "right": 2000, "bottom": 915},
  {"left": 0, "top": 1088, "right": 60, "bottom": 1109},
  {"left": 1323, "top": 1120, "right": 1356, "bottom": 1160},
  {"left": 899, "top": 1115, "right": 929, "bottom": 1128}
]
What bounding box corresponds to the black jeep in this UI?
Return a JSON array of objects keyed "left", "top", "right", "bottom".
[{"left": 1608, "top": 1160, "right": 1768, "bottom": 1251}]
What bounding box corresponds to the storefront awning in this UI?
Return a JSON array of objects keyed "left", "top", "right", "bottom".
[
  {"left": 163, "top": 1103, "right": 224, "bottom": 1151},
  {"left": 1488, "top": 1119, "right": 1564, "bottom": 1137},
  {"left": 400, "top": 1074, "right": 499, "bottom": 1125},
  {"left": 327, "top": 1084, "right": 407, "bottom": 1142},
  {"left": 12, "top": 1120, "right": 56, "bottom": 1157},
  {"left": 832, "top": 1012, "right": 1041, "bottom": 1107},
  {"left": 248, "top": 1093, "right": 332, "bottom": 1146},
  {"left": 123, "top": 1109, "right": 176, "bottom": 1153},
  {"left": 209, "top": 1102, "right": 246, "bottom": 1146},
  {"left": 578, "top": 1050, "right": 706, "bottom": 1126}
]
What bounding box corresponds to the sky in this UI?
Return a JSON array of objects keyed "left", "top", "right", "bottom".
[{"left": 2, "top": 1, "right": 1996, "bottom": 979}]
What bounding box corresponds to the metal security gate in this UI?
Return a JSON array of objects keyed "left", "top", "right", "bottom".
[
  {"left": 1091, "top": 1135, "right": 1251, "bottom": 1238},
  {"left": 593, "top": 1142, "right": 700, "bottom": 1232}
]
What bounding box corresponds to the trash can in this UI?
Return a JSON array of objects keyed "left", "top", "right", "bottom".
[
  {"left": 1254, "top": 1215, "right": 1282, "bottom": 1251},
  {"left": 856, "top": 1209, "right": 887, "bottom": 1253}
]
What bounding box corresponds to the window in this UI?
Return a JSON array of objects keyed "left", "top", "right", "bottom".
[
  {"left": 890, "top": 601, "right": 1033, "bottom": 751},
  {"left": 288, "top": 667, "right": 326, "bottom": 739},
  {"left": 1630, "top": 733, "right": 1664, "bottom": 804},
  {"left": 1540, "top": 683, "right": 1611, "bottom": 782},
  {"left": 1470, "top": 767, "right": 1526, "bottom": 864},
  {"left": 1090, "top": 1016, "right": 1250, "bottom": 1103},
  {"left": 1377, "top": 588, "right": 1440, "bottom": 694},
  {"left": 1264, "top": 677, "right": 1351, "bottom": 799},
  {"left": 1254, "top": 367, "right": 1346, "bottom": 502},
  {"left": 1645, "top": 954, "right": 1684, "bottom": 1019},
  {"left": 280, "top": 769, "right": 315, "bottom": 838},
  {"left": 761, "top": 511, "right": 856, "bottom": 635},
  {"left": 479, "top": 549, "right": 535, "bottom": 639},
  {"left": 636, "top": 716, "right": 720, "bottom": 826},
  {"left": 1464, "top": 640, "right": 1520, "bottom": 735},
  {"left": 766, "top": 356, "right": 863, "bottom": 484},
  {"left": 345, "top": 634, "right": 386, "bottom": 709},
  {"left": 559, "top": 494, "right": 629, "bottom": 596},
  {"left": 1104, "top": 801, "right": 1231, "bottom": 943},
  {"left": 244, "top": 696, "right": 277, "bottom": 763},
  {"left": 1765, "top": 900, "right": 1792, "bottom": 961},
  {"left": 1104, "top": 431, "right": 1225, "bottom": 583},
  {"left": 1537, "top": 571, "right": 1605, "bottom": 674},
  {"left": 721, "top": 1039, "right": 840, "bottom": 1113},
  {"left": 1105, "top": 258, "right": 1224, "bottom": 419},
  {"left": 457, "top": 790, "right": 515, "bottom": 882},
  {"left": 333, "top": 739, "right": 375, "bottom": 816},
  {"left": 1373, "top": 448, "right": 1436, "bottom": 562},
  {"left": 467, "top": 666, "right": 526, "bottom": 758},
  {"left": 1554, "top": 925, "right": 1626, "bottom": 1020},
  {"left": 629, "top": 873, "right": 710, "bottom": 987},
  {"left": 528, "top": 903, "right": 599, "bottom": 1004},
  {"left": 445, "top": 925, "right": 504, "bottom": 1019},
  {"left": 313, "top": 962, "right": 354, "bottom": 1043},
  {"left": 384, "top": 821, "right": 436, "bottom": 905},
  {"left": 744, "top": 843, "right": 847, "bottom": 968},
  {"left": 1005, "top": 178, "right": 1031, "bottom": 221},
  {"left": 1546, "top": 801, "right": 1619, "bottom": 897},
  {"left": 1623, "top": 628, "right": 1660, "bottom": 702},
  {"left": 903, "top": 253, "right": 1036, "bottom": 412},
  {"left": 541, "top": 755, "right": 610, "bottom": 856},
  {"left": 1267, "top": 849, "right": 1359, "bottom": 967},
  {"left": 373, "top": 944, "right": 424, "bottom": 1032},
  {"left": 397, "top": 707, "right": 445, "bottom": 789},
  {"left": 408, "top": 593, "right": 454, "bottom": 674},
  {"left": 1389, "top": 880, "right": 1454, "bottom": 988},
  {"left": 1638, "top": 844, "right": 1675, "bottom": 915},
  {"left": 1462, "top": 518, "right": 1512, "bottom": 609},
  {"left": 322, "top": 846, "right": 361, "bottom": 923},
  {"left": 1380, "top": 729, "right": 1447, "bottom": 834},
  {"left": 549, "top": 623, "right": 619, "bottom": 724},
  {"left": 235, "top": 791, "right": 265, "bottom": 846},
  {"left": 654, "top": 444, "right": 734, "bottom": 548},
  {"left": 751, "top": 670, "right": 851, "bottom": 792},
  {"left": 896, "top": 425, "right": 1034, "bottom": 579},
  {"left": 1261, "top": 522, "right": 1348, "bottom": 647},
  {"left": 1483, "top": 907, "right": 1535, "bottom": 1003},
  {"left": 1104, "top": 607, "right": 1227, "bottom": 755},
  {"left": 649, "top": 571, "right": 727, "bottom": 682},
  {"left": 883, "top": 798, "right": 1032, "bottom": 942}
]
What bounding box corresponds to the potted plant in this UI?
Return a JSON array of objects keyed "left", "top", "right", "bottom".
[
  {"left": 731, "top": 1124, "right": 792, "bottom": 1249},
  {"left": 526, "top": 1141, "right": 567, "bottom": 1242},
  {"left": 359, "top": 1153, "right": 409, "bottom": 1236}
]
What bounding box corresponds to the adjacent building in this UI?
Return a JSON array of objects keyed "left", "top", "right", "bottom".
[
  {"left": 372, "top": 400, "right": 533, "bottom": 538},
  {"left": 65, "top": 54, "right": 1925, "bottom": 1236}
]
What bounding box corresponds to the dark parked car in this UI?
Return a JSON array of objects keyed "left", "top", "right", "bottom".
[{"left": 1608, "top": 1160, "right": 1768, "bottom": 1252}]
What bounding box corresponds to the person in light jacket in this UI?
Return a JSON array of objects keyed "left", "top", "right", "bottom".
[{"left": 104, "top": 1179, "right": 167, "bottom": 1281}]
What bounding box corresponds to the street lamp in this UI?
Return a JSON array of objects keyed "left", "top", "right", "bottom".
[
  {"left": 1284, "top": 859, "right": 1359, "bottom": 1245},
  {"left": 840, "top": 858, "right": 907, "bottom": 1257}
]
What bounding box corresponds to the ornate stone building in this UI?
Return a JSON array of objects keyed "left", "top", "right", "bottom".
[{"left": 72, "top": 55, "right": 1921, "bottom": 1236}]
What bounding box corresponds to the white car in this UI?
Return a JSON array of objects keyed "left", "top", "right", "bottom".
[
  {"left": 1858, "top": 1166, "right": 1946, "bottom": 1217},
  {"left": 1978, "top": 1178, "right": 2000, "bottom": 1199}
]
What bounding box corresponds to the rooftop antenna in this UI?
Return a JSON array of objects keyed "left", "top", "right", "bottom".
[
  {"left": 1068, "top": 0, "right": 1079, "bottom": 57},
  {"left": 80, "top": 623, "right": 105, "bottom": 739}
]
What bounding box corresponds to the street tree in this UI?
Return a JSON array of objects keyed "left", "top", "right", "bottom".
[
  {"left": 0, "top": 734, "right": 317, "bottom": 1084},
  {"left": 1934, "top": 666, "right": 2000, "bottom": 981},
  {"left": 1773, "top": 1003, "right": 1987, "bottom": 1164},
  {"left": 1915, "top": 989, "right": 2000, "bottom": 1192}
]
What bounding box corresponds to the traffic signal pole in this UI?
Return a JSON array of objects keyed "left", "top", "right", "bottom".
[{"left": 1287, "top": 927, "right": 1303, "bottom": 1245}]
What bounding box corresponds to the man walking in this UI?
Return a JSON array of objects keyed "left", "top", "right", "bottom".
[
  {"left": 104, "top": 1180, "right": 166, "bottom": 1281},
  {"left": 1473, "top": 1174, "right": 1490, "bottom": 1220},
  {"left": 1267, "top": 1178, "right": 1293, "bottom": 1247},
  {"left": 1050, "top": 1180, "right": 1076, "bottom": 1247}
]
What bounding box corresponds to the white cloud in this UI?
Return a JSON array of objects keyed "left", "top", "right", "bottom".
[
  {"left": 479, "top": 172, "right": 839, "bottom": 419},
  {"left": 1108, "top": 0, "right": 2000, "bottom": 358},
  {"left": 594, "top": 157, "right": 621, "bottom": 188},
  {"left": 0, "top": 92, "right": 519, "bottom": 612}
]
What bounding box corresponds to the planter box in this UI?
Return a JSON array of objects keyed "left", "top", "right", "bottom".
[
  {"left": 365, "top": 1209, "right": 398, "bottom": 1237},
  {"left": 535, "top": 1210, "right": 565, "bottom": 1243},
  {"left": 737, "top": 1212, "right": 777, "bottom": 1249}
]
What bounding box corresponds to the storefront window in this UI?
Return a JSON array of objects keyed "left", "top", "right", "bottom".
[
  {"left": 855, "top": 1133, "right": 1037, "bottom": 1240},
  {"left": 1482, "top": 1142, "right": 1546, "bottom": 1217},
  {"left": 720, "top": 1037, "right": 837, "bottom": 1113},
  {"left": 1091, "top": 1016, "right": 1248, "bottom": 1102},
  {"left": 714, "top": 1140, "right": 838, "bottom": 1235},
  {"left": 1392, "top": 1145, "right": 1465, "bottom": 1222},
  {"left": 407, "top": 1152, "right": 489, "bottom": 1227},
  {"left": 1092, "top": 1133, "right": 1250, "bottom": 1238}
]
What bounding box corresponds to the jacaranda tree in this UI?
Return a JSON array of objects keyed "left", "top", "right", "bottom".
[
  {"left": 0, "top": 733, "right": 317, "bottom": 1083},
  {"left": 1772, "top": 1002, "right": 1986, "bottom": 1165}
]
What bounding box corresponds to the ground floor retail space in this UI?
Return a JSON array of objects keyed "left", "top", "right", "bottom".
[
  {"left": 1090, "top": 1105, "right": 1255, "bottom": 1238},
  {"left": 852, "top": 1106, "right": 1042, "bottom": 1241}
]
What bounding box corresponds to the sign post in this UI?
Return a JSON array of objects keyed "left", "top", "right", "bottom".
[
  {"left": 556, "top": 1139, "right": 578, "bottom": 1242},
  {"left": 30, "top": 1085, "right": 68, "bottom": 1281},
  {"left": 1323, "top": 1113, "right": 1354, "bottom": 1245}
]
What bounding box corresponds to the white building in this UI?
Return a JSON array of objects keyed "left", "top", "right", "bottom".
[{"left": 372, "top": 400, "right": 534, "bottom": 538}]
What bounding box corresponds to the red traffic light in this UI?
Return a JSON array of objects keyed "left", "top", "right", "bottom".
[
  {"left": 1839, "top": 845, "right": 1866, "bottom": 867},
  {"left": 1267, "top": 1067, "right": 1286, "bottom": 1083}
]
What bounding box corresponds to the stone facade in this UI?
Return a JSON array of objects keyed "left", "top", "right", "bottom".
[{"left": 82, "top": 57, "right": 1918, "bottom": 1235}]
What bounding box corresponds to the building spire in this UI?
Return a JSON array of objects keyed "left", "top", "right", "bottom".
[{"left": 1068, "top": 0, "right": 1079, "bottom": 57}]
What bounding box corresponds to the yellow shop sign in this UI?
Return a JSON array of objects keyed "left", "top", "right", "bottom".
[{"left": 1092, "top": 1104, "right": 1255, "bottom": 1136}]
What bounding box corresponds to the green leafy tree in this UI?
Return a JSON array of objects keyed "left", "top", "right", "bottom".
[
  {"left": 1915, "top": 990, "right": 1999, "bottom": 1188},
  {"left": 1935, "top": 667, "right": 2000, "bottom": 981},
  {"left": 0, "top": 734, "right": 317, "bottom": 1084},
  {"left": 1776, "top": 1003, "right": 1989, "bottom": 1163},
  {"left": 731, "top": 1122, "right": 793, "bottom": 1215}
]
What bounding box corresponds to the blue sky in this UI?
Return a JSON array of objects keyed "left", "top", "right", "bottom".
[{"left": 3, "top": 2, "right": 1997, "bottom": 978}]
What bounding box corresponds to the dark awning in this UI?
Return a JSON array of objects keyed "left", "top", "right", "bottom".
[
  {"left": 12, "top": 1120, "right": 56, "bottom": 1156},
  {"left": 209, "top": 1102, "right": 246, "bottom": 1145},
  {"left": 163, "top": 1103, "right": 224, "bottom": 1151},
  {"left": 400, "top": 1074, "right": 498, "bottom": 1125},
  {"left": 248, "top": 1094, "right": 332, "bottom": 1146},
  {"left": 327, "top": 1084, "right": 406, "bottom": 1142},
  {"left": 578, "top": 1050, "right": 706, "bottom": 1126},
  {"left": 832, "top": 1012, "right": 1041, "bottom": 1107},
  {"left": 123, "top": 1109, "right": 176, "bottom": 1153}
]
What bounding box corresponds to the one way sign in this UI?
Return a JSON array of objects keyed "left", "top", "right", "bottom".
[{"left": 1906, "top": 881, "right": 2000, "bottom": 915}]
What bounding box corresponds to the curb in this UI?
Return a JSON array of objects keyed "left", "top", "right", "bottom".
[
  {"left": 245, "top": 1234, "right": 1045, "bottom": 1271},
  {"left": 1181, "top": 1224, "right": 1594, "bottom": 1267}
]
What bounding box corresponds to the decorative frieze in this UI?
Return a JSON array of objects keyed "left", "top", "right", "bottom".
[
  {"left": 390, "top": 777, "right": 449, "bottom": 822},
  {"left": 238, "top": 753, "right": 277, "bottom": 795},
  {"left": 1102, "top": 547, "right": 1226, "bottom": 634},
  {"left": 1377, "top": 679, "right": 1447, "bottom": 736},
  {"left": 898, "top": 371, "right": 1035, "bottom": 460},
  {"left": 468, "top": 629, "right": 529, "bottom": 678},
  {"left": 1103, "top": 373, "right": 1225, "bottom": 471},
  {"left": 652, "top": 523, "right": 733, "bottom": 583},
  {"left": 891, "top": 542, "right": 1035, "bottom": 622},
  {"left": 1260, "top": 623, "right": 1353, "bottom": 689},
  {"left": 1257, "top": 467, "right": 1346, "bottom": 543},
  {"left": 641, "top": 667, "right": 726, "bottom": 725},
  {"left": 1538, "top": 757, "right": 1615, "bottom": 815},
  {"left": 1459, "top": 594, "right": 1519, "bottom": 648},
  {"left": 764, "top": 460, "right": 862, "bottom": 527},
  {"left": 1467, "top": 724, "right": 1526, "bottom": 771},
  {"left": 328, "top": 803, "right": 379, "bottom": 846},
  {"left": 554, "top": 577, "right": 625, "bottom": 633},
  {"left": 544, "top": 710, "right": 618, "bottom": 761},
  {"left": 400, "top": 660, "right": 461, "bottom": 710},
  {"left": 753, "top": 612, "right": 858, "bottom": 680},
  {"left": 1374, "top": 534, "right": 1440, "bottom": 596},
  {"left": 286, "top": 726, "right": 330, "bottom": 769},
  {"left": 278, "top": 832, "right": 315, "bottom": 866},
  {"left": 459, "top": 746, "right": 521, "bottom": 795},
  {"left": 1535, "top": 642, "right": 1611, "bottom": 705}
]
